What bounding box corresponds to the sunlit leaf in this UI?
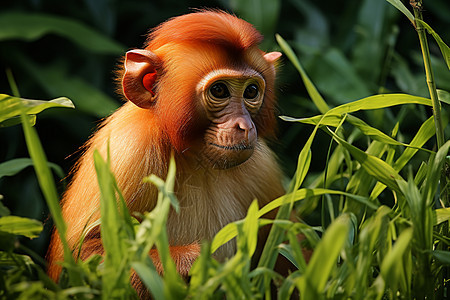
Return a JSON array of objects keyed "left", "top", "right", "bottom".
[
  {"left": 327, "top": 127, "right": 404, "bottom": 194},
  {"left": 0, "top": 216, "right": 42, "bottom": 238},
  {"left": 0, "top": 94, "right": 74, "bottom": 127},
  {"left": 298, "top": 214, "right": 351, "bottom": 297},
  {"left": 282, "top": 94, "right": 431, "bottom": 124},
  {"left": 370, "top": 116, "right": 435, "bottom": 199},
  {"left": 435, "top": 208, "right": 450, "bottom": 225},
  {"left": 212, "top": 188, "right": 372, "bottom": 253}
]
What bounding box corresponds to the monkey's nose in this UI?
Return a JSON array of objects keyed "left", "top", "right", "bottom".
[{"left": 234, "top": 117, "right": 256, "bottom": 144}]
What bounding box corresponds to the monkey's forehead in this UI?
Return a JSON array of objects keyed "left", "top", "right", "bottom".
[{"left": 152, "top": 43, "right": 272, "bottom": 81}]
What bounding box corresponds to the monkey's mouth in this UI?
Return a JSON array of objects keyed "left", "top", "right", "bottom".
[
  {"left": 209, "top": 142, "right": 254, "bottom": 151},
  {"left": 204, "top": 141, "right": 255, "bottom": 169}
]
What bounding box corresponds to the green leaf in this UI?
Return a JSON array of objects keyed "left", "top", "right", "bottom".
[
  {"left": 276, "top": 34, "right": 329, "bottom": 113},
  {"left": 380, "top": 228, "right": 413, "bottom": 294},
  {"left": 259, "top": 188, "right": 377, "bottom": 218},
  {"left": 211, "top": 222, "right": 238, "bottom": 254},
  {"left": 433, "top": 250, "right": 450, "bottom": 266},
  {"left": 212, "top": 189, "right": 372, "bottom": 254},
  {"left": 416, "top": 19, "right": 450, "bottom": 70},
  {"left": 0, "top": 94, "right": 74, "bottom": 127},
  {"left": 0, "top": 158, "right": 64, "bottom": 179},
  {"left": 142, "top": 156, "right": 187, "bottom": 299},
  {"left": 132, "top": 261, "right": 165, "bottom": 300},
  {"left": 437, "top": 89, "right": 450, "bottom": 105},
  {"left": 354, "top": 206, "right": 392, "bottom": 296},
  {"left": 19, "top": 102, "right": 81, "bottom": 285},
  {"left": 254, "top": 118, "right": 320, "bottom": 293},
  {"left": 93, "top": 150, "right": 135, "bottom": 298},
  {"left": 345, "top": 114, "right": 431, "bottom": 149},
  {"left": 392, "top": 116, "right": 436, "bottom": 171},
  {"left": 370, "top": 116, "right": 436, "bottom": 199},
  {"left": 0, "top": 12, "right": 125, "bottom": 55},
  {"left": 327, "top": 127, "right": 404, "bottom": 194},
  {"left": 423, "top": 140, "right": 450, "bottom": 206},
  {"left": 385, "top": 0, "right": 414, "bottom": 24},
  {"left": 435, "top": 208, "right": 450, "bottom": 225},
  {"left": 278, "top": 271, "right": 302, "bottom": 299},
  {"left": 240, "top": 200, "right": 260, "bottom": 257},
  {"left": 298, "top": 214, "right": 351, "bottom": 297},
  {"left": 282, "top": 94, "right": 432, "bottom": 124},
  {"left": 0, "top": 216, "right": 43, "bottom": 238}
]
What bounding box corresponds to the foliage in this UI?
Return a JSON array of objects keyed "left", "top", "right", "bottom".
[{"left": 0, "top": 0, "right": 449, "bottom": 299}]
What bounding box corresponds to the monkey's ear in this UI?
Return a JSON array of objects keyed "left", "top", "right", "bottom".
[
  {"left": 263, "top": 52, "right": 282, "bottom": 64},
  {"left": 123, "top": 49, "right": 161, "bottom": 109}
]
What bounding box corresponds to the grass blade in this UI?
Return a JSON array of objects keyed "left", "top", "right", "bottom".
[
  {"left": 415, "top": 19, "right": 450, "bottom": 70},
  {"left": 282, "top": 94, "right": 432, "bottom": 125},
  {"left": 276, "top": 34, "right": 329, "bottom": 113},
  {"left": 326, "top": 127, "right": 404, "bottom": 194},
  {"left": 370, "top": 116, "right": 436, "bottom": 199},
  {"left": 298, "top": 214, "right": 351, "bottom": 297},
  {"left": 19, "top": 105, "right": 81, "bottom": 285},
  {"left": 380, "top": 228, "right": 413, "bottom": 296},
  {"left": 385, "top": 0, "right": 414, "bottom": 24}
]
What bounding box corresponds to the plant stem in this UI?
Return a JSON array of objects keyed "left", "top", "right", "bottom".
[
  {"left": 412, "top": 2, "right": 445, "bottom": 151},
  {"left": 412, "top": 1, "right": 449, "bottom": 208},
  {"left": 411, "top": 1, "right": 449, "bottom": 299}
]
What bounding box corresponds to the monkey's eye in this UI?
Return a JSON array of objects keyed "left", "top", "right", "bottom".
[
  {"left": 243, "top": 84, "right": 259, "bottom": 99},
  {"left": 209, "top": 82, "right": 230, "bottom": 99}
]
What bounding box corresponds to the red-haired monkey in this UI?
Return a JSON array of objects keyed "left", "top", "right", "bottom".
[{"left": 47, "top": 9, "right": 297, "bottom": 297}]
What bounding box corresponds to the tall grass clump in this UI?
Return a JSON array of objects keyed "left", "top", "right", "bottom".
[
  {"left": 269, "top": 0, "right": 449, "bottom": 298},
  {"left": 1, "top": 1, "right": 449, "bottom": 299}
]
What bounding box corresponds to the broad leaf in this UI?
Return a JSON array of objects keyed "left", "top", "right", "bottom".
[
  {"left": 0, "top": 94, "right": 74, "bottom": 127},
  {"left": 0, "top": 216, "right": 43, "bottom": 238}
]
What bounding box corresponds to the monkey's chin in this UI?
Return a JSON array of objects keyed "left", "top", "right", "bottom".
[{"left": 205, "top": 144, "right": 254, "bottom": 169}]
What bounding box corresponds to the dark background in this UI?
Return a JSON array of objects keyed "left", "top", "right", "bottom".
[{"left": 1, "top": 0, "right": 449, "bottom": 257}]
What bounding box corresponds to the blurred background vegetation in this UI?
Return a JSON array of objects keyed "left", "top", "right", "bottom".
[{"left": 1, "top": 0, "right": 449, "bottom": 259}]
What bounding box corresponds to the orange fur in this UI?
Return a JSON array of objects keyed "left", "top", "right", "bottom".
[{"left": 46, "top": 9, "right": 286, "bottom": 294}]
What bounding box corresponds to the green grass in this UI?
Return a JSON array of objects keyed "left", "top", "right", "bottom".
[{"left": 0, "top": 1, "right": 449, "bottom": 299}]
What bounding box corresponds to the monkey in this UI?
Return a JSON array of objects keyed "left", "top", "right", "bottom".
[{"left": 46, "top": 9, "right": 295, "bottom": 297}]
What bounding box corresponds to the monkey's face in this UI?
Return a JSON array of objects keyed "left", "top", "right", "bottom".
[
  {"left": 122, "top": 45, "right": 281, "bottom": 168},
  {"left": 197, "top": 69, "right": 266, "bottom": 169}
]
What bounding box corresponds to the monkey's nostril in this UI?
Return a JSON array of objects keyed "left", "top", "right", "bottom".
[
  {"left": 237, "top": 124, "right": 248, "bottom": 134},
  {"left": 235, "top": 118, "right": 252, "bottom": 131}
]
